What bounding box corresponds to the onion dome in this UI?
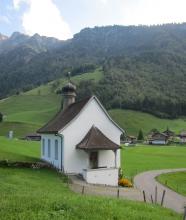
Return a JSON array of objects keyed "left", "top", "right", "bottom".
[{"left": 62, "top": 82, "right": 76, "bottom": 93}]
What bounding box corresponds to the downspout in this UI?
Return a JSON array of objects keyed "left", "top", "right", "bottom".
[{"left": 56, "top": 133, "right": 64, "bottom": 172}]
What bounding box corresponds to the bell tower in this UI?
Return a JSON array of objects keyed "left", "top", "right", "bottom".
[{"left": 62, "top": 72, "right": 76, "bottom": 110}]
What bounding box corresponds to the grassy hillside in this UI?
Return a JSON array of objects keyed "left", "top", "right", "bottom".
[
  {"left": 109, "top": 109, "right": 186, "bottom": 135},
  {"left": 0, "top": 138, "right": 183, "bottom": 219},
  {"left": 0, "top": 122, "right": 39, "bottom": 138},
  {"left": 0, "top": 137, "right": 39, "bottom": 162},
  {"left": 0, "top": 69, "right": 102, "bottom": 137},
  {"left": 0, "top": 67, "right": 186, "bottom": 137},
  {"left": 0, "top": 167, "right": 180, "bottom": 220}
]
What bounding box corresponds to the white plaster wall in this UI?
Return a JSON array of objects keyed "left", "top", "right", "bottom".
[
  {"left": 41, "top": 134, "right": 63, "bottom": 170},
  {"left": 99, "top": 150, "right": 120, "bottom": 168},
  {"left": 116, "top": 150, "right": 121, "bottom": 168},
  {"left": 84, "top": 168, "right": 119, "bottom": 186},
  {"left": 61, "top": 98, "right": 122, "bottom": 174},
  {"left": 152, "top": 140, "right": 166, "bottom": 145},
  {"left": 180, "top": 138, "right": 186, "bottom": 143},
  {"left": 99, "top": 150, "right": 114, "bottom": 168}
]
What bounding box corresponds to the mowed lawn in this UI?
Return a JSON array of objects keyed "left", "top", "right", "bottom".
[
  {"left": 121, "top": 145, "right": 186, "bottom": 178},
  {"left": 0, "top": 167, "right": 181, "bottom": 220},
  {"left": 0, "top": 137, "right": 186, "bottom": 177},
  {"left": 157, "top": 171, "right": 186, "bottom": 196},
  {"left": 0, "top": 137, "right": 40, "bottom": 162}
]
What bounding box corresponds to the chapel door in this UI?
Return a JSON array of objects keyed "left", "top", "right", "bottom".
[{"left": 89, "top": 152, "right": 98, "bottom": 169}]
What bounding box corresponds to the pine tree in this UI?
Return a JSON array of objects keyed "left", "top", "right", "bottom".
[{"left": 137, "top": 129, "right": 144, "bottom": 140}]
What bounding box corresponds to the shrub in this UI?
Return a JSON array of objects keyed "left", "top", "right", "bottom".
[
  {"left": 0, "top": 112, "right": 3, "bottom": 123},
  {"left": 118, "top": 178, "right": 133, "bottom": 187}
]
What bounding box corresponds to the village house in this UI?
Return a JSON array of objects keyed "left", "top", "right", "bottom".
[
  {"left": 23, "top": 133, "right": 41, "bottom": 141},
  {"left": 179, "top": 131, "right": 186, "bottom": 143},
  {"left": 37, "top": 81, "right": 123, "bottom": 186},
  {"left": 148, "top": 132, "right": 168, "bottom": 145},
  {"left": 125, "top": 135, "right": 137, "bottom": 144},
  {"left": 162, "top": 128, "right": 175, "bottom": 138}
]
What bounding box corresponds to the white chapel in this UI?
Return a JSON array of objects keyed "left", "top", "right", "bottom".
[{"left": 38, "top": 80, "right": 124, "bottom": 186}]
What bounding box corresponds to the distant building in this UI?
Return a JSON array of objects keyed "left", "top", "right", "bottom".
[
  {"left": 8, "top": 131, "right": 13, "bottom": 139},
  {"left": 179, "top": 131, "right": 186, "bottom": 143},
  {"left": 24, "top": 133, "right": 41, "bottom": 141},
  {"left": 149, "top": 132, "right": 168, "bottom": 145},
  {"left": 162, "top": 128, "right": 175, "bottom": 138},
  {"left": 126, "top": 135, "right": 137, "bottom": 144}
]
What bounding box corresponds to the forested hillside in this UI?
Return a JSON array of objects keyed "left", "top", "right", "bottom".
[
  {"left": 0, "top": 70, "right": 186, "bottom": 137},
  {"left": 1, "top": 24, "right": 186, "bottom": 117}
]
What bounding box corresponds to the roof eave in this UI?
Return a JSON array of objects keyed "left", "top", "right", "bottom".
[
  {"left": 76, "top": 145, "right": 121, "bottom": 150},
  {"left": 37, "top": 130, "right": 58, "bottom": 134}
]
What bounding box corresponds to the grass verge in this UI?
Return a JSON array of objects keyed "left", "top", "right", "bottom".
[
  {"left": 157, "top": 171, "right": 186, "bottom": 196},
  {"left": 0, "top": 167, "right": 181, "bottom": 220}
]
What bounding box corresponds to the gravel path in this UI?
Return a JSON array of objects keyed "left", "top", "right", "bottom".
[
  {"left": 134, "top": 168, "right": 186, "bottom": 213},
  {"left": 69, "top": 175, "right": 143, "bottom": 202}
]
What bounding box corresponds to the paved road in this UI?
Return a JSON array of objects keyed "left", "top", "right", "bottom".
[{"left": 134, "top": 168, "right": 186, "bottom": 213}]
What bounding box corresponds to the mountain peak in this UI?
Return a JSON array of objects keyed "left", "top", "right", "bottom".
[
  {"left": 10, "top": 32, "right": 27, "bottom": 39},
  {"left": 33, "top": 33, "right": 40, "bottom": 37},
  {"left": 0, "top": 33, "right": 8, "bottom": 41}
]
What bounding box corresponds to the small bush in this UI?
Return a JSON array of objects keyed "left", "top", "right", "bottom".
[
  {"left": 0, "top": 160, "right": 53, "bottom": 169},
  {"left": 118, "top": 178, "right": 133, "bottom": 187},
  {"left": 0, "top": 112, "right": 3, "bottom": 123}
]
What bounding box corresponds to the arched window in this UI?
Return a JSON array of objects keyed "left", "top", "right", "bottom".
[
  {"left": 42, "top": 139, "right": 45, "bottom": 156},
  {"left": 48, "top": 139, "right": 51, "bottom": 158},
  {"left": 55, "top": 140, "right": 58, "bottom": 160}
]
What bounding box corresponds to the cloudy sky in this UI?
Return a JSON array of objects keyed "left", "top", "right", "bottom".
[{"left": 0, "top": 0, "right": 186, "bottom": 40}]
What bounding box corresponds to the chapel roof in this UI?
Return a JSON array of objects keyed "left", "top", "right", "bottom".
[
  {"left": 37, "top": 96, "right": 91, "bottom": 134},
  {"left": 76, "top": 126, "right": 120, "bottom": 150}
]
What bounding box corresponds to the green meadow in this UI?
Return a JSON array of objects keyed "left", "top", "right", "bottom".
[
  {"left": 0, "top": 138, "right": 185, "bottom": 219},
  {"left": 157, "top": 171, "right": 186, "bottom": 196},
  {"left": 109, "top": 109, "right": 186, "bottom": 135},
  {"left": 0, "top": 167, "right": 180, "bottom": 220},
  {"left": 1, "top": 135, "right": 186, "bottom": 181},
  {"left": 0, "top": 68, "right": 186, "bottom": 138},
  {"left": 122, "top": 145, "right": 186, "bottom": 178},
  {"left": 0, "top": 137, "right": 39, "bottom": 162},
  {"left": 0, "top": 70, "right": 102, "bottom": 137}
]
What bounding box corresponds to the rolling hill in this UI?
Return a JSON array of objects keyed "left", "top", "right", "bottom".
[
  {"left": 0, "top": 69, "right": 103, "bottom": 137},
  {"left": 0, "top": 69, "right": 186, "bottom": 137}
]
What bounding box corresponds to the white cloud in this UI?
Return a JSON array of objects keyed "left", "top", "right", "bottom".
[
  {"left": 13, "top": 0, "right": 72, "bottom": 40},
  {"left": 13, "top": 0, "right": 29, "bottom": 10},
  {"left": 99, "top": 0, "right": 108, "bottom": 4},
  {"left": 0, "top": 15, "right": 10, "bottom": 24},
  {"left": 121, "top": 0, "right": 186, "bottom": 25}
]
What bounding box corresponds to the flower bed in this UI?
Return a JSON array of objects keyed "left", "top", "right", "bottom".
[{"left": 118, "top": 178, "right": 133, "bottom": 187}]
